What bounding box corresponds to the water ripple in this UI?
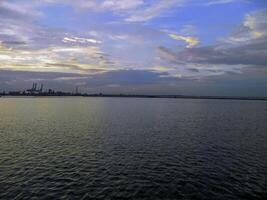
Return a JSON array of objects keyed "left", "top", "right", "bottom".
[{"left": 0, "top": 98, "right": 267, "bottom": 199}]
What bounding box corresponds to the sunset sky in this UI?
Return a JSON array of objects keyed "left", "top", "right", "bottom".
[{"left": 0, "top": 0, "right": 266, "bottom": 96}]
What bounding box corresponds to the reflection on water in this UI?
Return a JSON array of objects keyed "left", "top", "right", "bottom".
[{"left": 0, "top": 97, "right": 267, "bottom": 199}]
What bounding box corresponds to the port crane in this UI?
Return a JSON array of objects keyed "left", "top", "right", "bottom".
[{"left": 26, "top": 83, "right": 43, "bottom": 94}]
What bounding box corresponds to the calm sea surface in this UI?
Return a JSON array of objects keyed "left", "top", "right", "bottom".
[{"left": 0, "top": 97, "right": 266, "bottom": 200}]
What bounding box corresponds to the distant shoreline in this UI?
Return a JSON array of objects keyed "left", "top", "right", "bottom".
[{"left": 1, "top": 94, "right": 267, "bottom": 101}]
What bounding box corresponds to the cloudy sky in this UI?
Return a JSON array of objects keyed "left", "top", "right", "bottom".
[{"left": 0, "top": 0, "right": 267, "bottom": 96}]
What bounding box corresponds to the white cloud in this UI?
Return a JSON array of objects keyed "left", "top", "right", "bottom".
[
  {"left": 203, "top": 0, "right": 242, "bottom": 6},
  {"left": 180, "top": 25, "right": 197, "bottom": 35},
  {"left": 244, "top": 10, "right": 267, "bottom": 39},
  {"left": 0, "top": 1, "right": 42, "bottom": 17},
  {"left": 0, "top": 0, "right": 185, "bottom": 23},
  {"left": 63, "top": 37, "right": 102, "bottom": 44},
  {"left": 125, "top": 0, "right": 185, "bottom": 22},
  {"left": 0, "top": 40, "right": 112, "bottom": 74},
  {"left": 225, "top": 9, "right": 267, "bottom": 44},
  {"left": 0, "top": 54, "right": 12, "bottom": 60},
  {"left": 109, "top": 35, "right": 130, "bottom": 40},
  {"left": 101, "top": 0, "right": 144, "bottom": 11},
  {"left": 169, "top": 34, "right": 199, "bottom": 48}
]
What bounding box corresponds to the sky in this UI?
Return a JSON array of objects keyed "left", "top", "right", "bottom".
[{"left": 0, "top": 0, "right": 267, "bottom": 96}]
